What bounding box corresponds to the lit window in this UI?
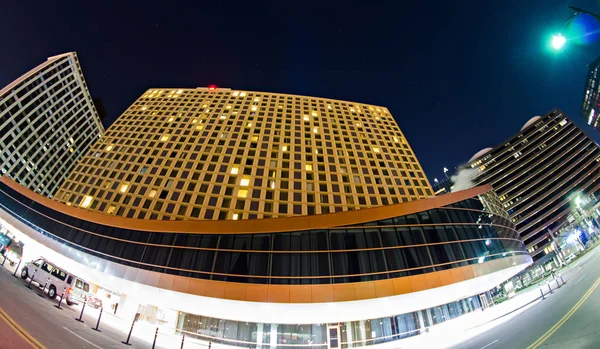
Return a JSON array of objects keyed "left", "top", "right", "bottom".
[
  {"left": 105, "top": 145, "right": 113, "bottom": 151},
  {"left": 226, "top": 105, "right": 231, "bottom": 109},
  {"left": 240, "top": 92, "right": 246, "bottom": 97},
  {"left": 69, "top": 137, "right": 74, "bottom": 144},
  {"left": 177, "top": 89, "right": 183, "bottom": 94},
  {"left": 240, "top": 177, "right": 250, "bottom": 186},
  {"left": 196, "top": 125, "right": 203, "bottom": 130},
  {"left": 141, "top": 106, "right": 147, "bottom": 111},
  {"left": 231, "top": 167, "right": 239, "bottom": 175},
  {"left": 161, "top": 135, "right": 170, "bottom": 142},
  {"left": 69, "top": 148, "right": 74, "bottom": 153},
  {"left": 220, "top": 115, "right": 226, "bottom": 120},
  {"left": 238, "top": 189, "right": 248, "bottom": 198},
  {"left": 148, "top": 190, "right": 157, "bottom": 198},
  {"left": 80, "top": 195, "right": 93, "bottom": 208},
  {"left": 252, "top": 136, "right": 259, "bottom": 141},
  {"left": 247, "top": 122, "right": 253, "bottom": 127},
  {"left": 313, "top": 127, "right": 319, "bottom": 134},
  {"left": 303, "top": 116, "right": 310, "bottom": 121},
  {"left": 107, "top": 206, "right": 116, "bottom": 214},
  {"left": 356, "top": 122, "right": 361, "bottom": 127},
  {"left": 232, "top": 213, "right": 239, "bottom": 220},
  {"left": 232, "top": 91, "right": 240, "bottom": 96},
  {"left": 312, "top": 111, "right": 318, "bottom": 116},
  {"left": 270, "top": 181, "right": 276, "bottom": 189},
  {"left": 192, "top": 119, "right": 198, "bottom": 124},
  {"left": 373, "top": 147, "right": 380, "bottom": 153},
  {"left": 254, "top": 97, "right": 260, "bottom": 102},
  {"left": 282, "top": 145, "right": 288, "bottom": 152},
  {"left": 119, "top": 183, "right": 129, "bottom": 193},
  {"left": 168, "top": 117, "right": 174, "bottom": 122},
  {"left": 393, "top": 137, "right": 399, "bottom": 143},
  {"left": 251, "top": 106, "right": 257, "bottom": 111},
  {"left": 305, "top": 164, "right": 313, "bottom": 171},
  {"left": 559, "top": 119, "right": 568, "bottom": 126},
  {"left": 327, "top": 105, "right": 332, "bottom": 109}
]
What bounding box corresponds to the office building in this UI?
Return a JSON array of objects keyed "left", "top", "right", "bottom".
[
  {"left": 0, "top": 87, "right": 530, "bottom": 347},
  {"left": 581, "top": 56, "right": 600, "bottom": 131},
  {"left": 0, "top": 177, "right": 530, "bottom": 348},
  {"left": 0, "top": 52, "right": 104, "bottom": 197},
  {"left": 466, "top": 109, "right": 600, "bottom": 260},
  {"left": 55, "top": 88, "right": 433, "bottom": 220}
]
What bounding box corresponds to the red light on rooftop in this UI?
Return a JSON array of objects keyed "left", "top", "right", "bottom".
[{"left": 208, "top": 85, "right": 217, "bottom": 91}]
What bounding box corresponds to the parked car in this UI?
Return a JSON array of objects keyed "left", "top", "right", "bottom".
[
  {"left": 0, "top": 233, "right": 23, "bottom": 266},
  {"left": 21, "top": 257, "right": 92, "bottom": 306}
]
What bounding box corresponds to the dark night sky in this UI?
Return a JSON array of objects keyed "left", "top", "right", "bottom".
[{"left": 2, "top": 0, "right": 600, "bottom": 180}]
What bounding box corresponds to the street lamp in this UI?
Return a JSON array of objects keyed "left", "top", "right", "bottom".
[
  {"left": 550, "top": 6, "right": 600, "bottom": 51},
  {"left": 551, "top": 34, "right": 567, "bottom": 50}
]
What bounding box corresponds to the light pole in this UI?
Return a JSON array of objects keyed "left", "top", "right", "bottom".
[{"left": 551, "top": 6, "right": 600, "bottom": 51}]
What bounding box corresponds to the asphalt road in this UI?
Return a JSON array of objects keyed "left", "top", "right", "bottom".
[
  {"left": 0, "top": 262, "right": 174, "bottom": 349},
  {"left": 451, "top": 246, "right": 600, "bottom": 349}
]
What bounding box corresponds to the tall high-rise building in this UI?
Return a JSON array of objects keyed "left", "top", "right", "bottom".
[
  {"left": 581, "top": 56, "right": 600, "bottom": 131},
  {"left": 0, "top": 86, "right": 530, "bottom": 348},
  {"left": 466, "top": 108, "right": 600, "bottom": 260},
  {"left": 0, "top": 52, "right": 104, "bottom": 197},
  {"left": 55, "top": 87, "right": 433, "bottom": 220}
]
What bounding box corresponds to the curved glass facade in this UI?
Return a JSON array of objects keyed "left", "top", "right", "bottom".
[{"left": 0, "top": 182, "right": 527, "bottom": 286}]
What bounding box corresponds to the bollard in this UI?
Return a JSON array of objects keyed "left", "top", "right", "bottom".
[
  {"left": 76, "top": 299, "right": 87, "bottom": 323},
  {"left": 12, "top": 258, "right": 22, "bottom": 278},
  {"left": 1, "top": 254, "right": 6, "bottom": 267},
  {"left": 55, "top": 288, "right": 66, "bottom": 309},
  {"left": 38, "top": 277, "right": 50, "bottom": 297},
  {"left": 560, "top": 276, "right": 566, "bottom": 285},
  {"left": 26, "top": 269, "right": 37, "bottom": 289},
  {"left": 92, "top": 307, "right": 102, "bottom": 332},
  {"left": 540, "top": 288, "right": 545, "bottom": 300},
  {"left": 122, "top": 314, "right": 139, "bottom": 346},
  {"left": 152, "top": 327, "right": 159, "bottom": 349},
  {"left": 548, "top": 284, "right": 553, "bottom": 294},
  {"left": 180, "top": 333, "right": 185, "bottom": 349},
  {"left": 208, "top": 341, "right": 211, "bottom": 349}
]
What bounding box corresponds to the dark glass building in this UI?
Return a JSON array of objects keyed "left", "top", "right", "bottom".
[
  {"left": 581, "top": 56, "right": 600, "bottom": 131},
  {"left": 466, "top": 108, "right": 600, "bottom": 260},
  {"left": 0, "top": 176, "right": 530, "bottom": 348}
]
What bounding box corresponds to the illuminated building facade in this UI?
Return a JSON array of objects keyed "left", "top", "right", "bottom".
[
  {"left": 467, "top": 109, "right": 600, "bottom": 260},
  {"left": 0, "top": 177, "right": 530, "bottom": 348},
  {"left": 581, "top": 56, "right": 600, "bottom": 131},
  {"left": 0, "top": 87, "right": 531, "bottom": 347},
  {"left": 0, "top": 52, "right": 104, "bottom": 197},
  {"left": 55, "top": 88, "right": 433, "bottom": 220}
]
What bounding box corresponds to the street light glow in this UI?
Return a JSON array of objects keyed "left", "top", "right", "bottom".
[{"left": 551, "top": 34, "right": 567, "bottom": 50}]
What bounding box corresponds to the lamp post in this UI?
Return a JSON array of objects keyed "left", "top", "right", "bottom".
[{"left": 550, "top": 6, "right": 600, "bottom": 51}]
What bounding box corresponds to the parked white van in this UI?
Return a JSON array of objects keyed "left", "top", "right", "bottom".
[{"left": 21, "top": 257, "right": 92, "bottom": 306}]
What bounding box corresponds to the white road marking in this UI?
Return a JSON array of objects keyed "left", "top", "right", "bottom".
[
  {"left": 63, "top": 326, "right": 103, "bottom": 349},
  {"left": 575, "top": 274, "right": 587, "bottom": 284},
  {"left": 480, "top": 339, "right": 499, "bottom": 349}
]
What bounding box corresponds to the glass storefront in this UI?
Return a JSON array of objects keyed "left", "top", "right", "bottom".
[
  {"left": 0, "top": 183, "right": 528, "bottom": 286},
  {"left": 175, "top": 294, "right": 484, "bottom": 348}
]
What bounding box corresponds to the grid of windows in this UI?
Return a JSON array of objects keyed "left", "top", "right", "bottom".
[
  {"left": 0, "top": 52, "right": 104, "bottom": 197},
  {"left": 55, "top": 88, "right": 432, "bottom": 220},
  {"left": 468, "top": 108, "right": 600, "bottom": 259}
]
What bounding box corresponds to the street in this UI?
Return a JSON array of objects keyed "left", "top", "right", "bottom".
[
  {"left": 450, "top": 246, "right": 600, "bottom": 349},
  {"left": 0, "top": 261, "right": 199, "bottom": 349},
  {"left": 2, "top": 247, "right": 600, "bottom": 349}
]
